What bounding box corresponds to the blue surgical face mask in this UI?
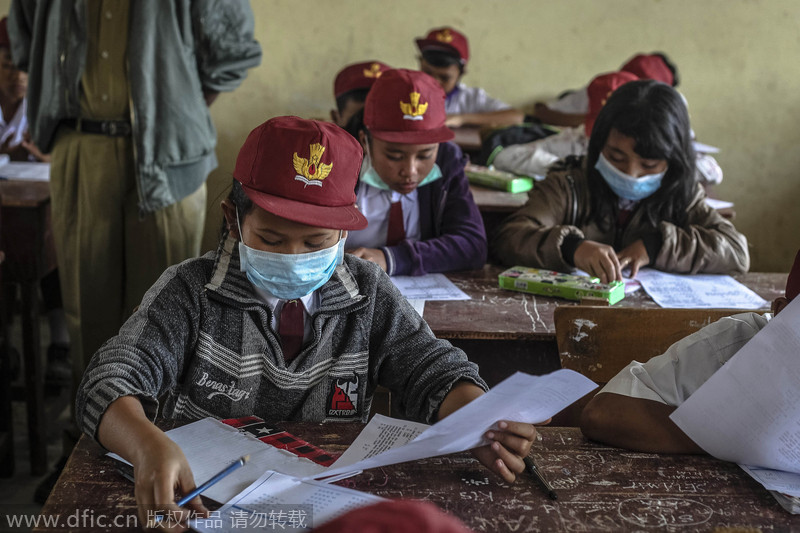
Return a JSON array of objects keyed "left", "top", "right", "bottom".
[
  {"left": 594, "top": 152, "right": 666, "bottom": 201},
  {"left": 360, "top": 145, "right": 443, "bottom": 192},
  {"left": 237, "top": 214, "right": 344, "bottom": 299}
]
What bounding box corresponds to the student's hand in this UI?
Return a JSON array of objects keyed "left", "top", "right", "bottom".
[
  {"left": 471, "top": 420, "right": 537, "bottom": 483},
  {"left": 573, "top": 240, "right": 623, "bottom": 283},
  {"left": 617, "top": 239, "right": 650, "bottom": 278},
  {"left": 132, "top": 432, "right": 209, "bottom": 532},
  {"left": 347, "top": 247, "right": 387, "bottom": 271},
  {"left": 444, "top": 114, "right": 465, "bottom": 128},
  {"left": 21, "top": 139, "right": 51, "bottom": 162}
]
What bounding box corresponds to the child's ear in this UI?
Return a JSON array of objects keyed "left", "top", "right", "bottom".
[
  {"left": 220, "top": 199, "right": 240, "bottom": 239},
  {"left": 330, "top": 109, "right": 341, "bottom": 125},
  {"left": 358, "top": 130, "right": 368, "bottom": 151}
]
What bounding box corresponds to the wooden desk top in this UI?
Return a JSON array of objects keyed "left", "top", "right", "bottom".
[
  {"left": 451, "top": 126, "right": 482, "bottom": 152},
  {"left": 0, "top": 179, "right": 50, "bottom": 208},
  {"left": 424, "top": 266, "right": 786, "bottom": 340},
  {"left": 37, "top": 425, "right": 799, "bottom": 532},
  {"left": 469, "top": 184, "right": 528, "bottom": 213}
]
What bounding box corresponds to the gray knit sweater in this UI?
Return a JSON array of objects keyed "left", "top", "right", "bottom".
[{"left": 76, "top": 235, "right": 486, "bottom": 440}]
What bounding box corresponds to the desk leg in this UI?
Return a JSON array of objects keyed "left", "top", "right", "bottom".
[{"left": 20, "top": 280, "right": 47, "bottom": 475}]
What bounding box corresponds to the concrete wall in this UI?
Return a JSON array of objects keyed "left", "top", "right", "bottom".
[{"left": 5, "top": 0, "right": 798, "bottom": 272}]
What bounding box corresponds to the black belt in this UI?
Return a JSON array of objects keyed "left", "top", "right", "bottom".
[{"left": 62, "top": 118, "right": 132, "bottom": 137}]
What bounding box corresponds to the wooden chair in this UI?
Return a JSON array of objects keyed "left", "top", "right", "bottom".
[{"left": 552, "top": 306, "right": 753, "bottom": 425}]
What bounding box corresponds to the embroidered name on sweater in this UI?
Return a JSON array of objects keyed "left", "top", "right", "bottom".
[{"left": 196, "top": 372, "right": 252, "bottom": 402}]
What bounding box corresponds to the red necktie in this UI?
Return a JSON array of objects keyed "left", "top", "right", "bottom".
[
  {"left": 386, "top": 201, "right": 406, "bottom": 246},
  {"left": 279, "top": 300, "right": 304, "bottom": 362}
]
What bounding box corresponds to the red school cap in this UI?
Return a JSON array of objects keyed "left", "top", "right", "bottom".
[
  {"left": 786, "top": 249, "right": 800, "bottom": 301},
  {"left": 0, "top": 18, "right": 9, "bottom": 50},
  {"left": 333, "top": 61, "right": 392, "bottom": 99},
  {"left": 585, "top": 70, "right": 639, "bottom": 136},
  {"left": 620, "top": 54, "right": 673, "bottom": 86},
  {"left": 233, "top": 116, "right": 367, "bottom": 230},
  {"left": 363, "top": 69, "right": 454, "bottom": 144},
  {"left": 416, "top": 27, "right": 470, "bottom": 64},
  {"left": 314, "top": 500, "right": 474, "bottom": 533}
]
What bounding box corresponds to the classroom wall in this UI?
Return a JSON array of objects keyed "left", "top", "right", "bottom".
[{"left": 3, "top": 0, "right": 798, "bottom": 272}]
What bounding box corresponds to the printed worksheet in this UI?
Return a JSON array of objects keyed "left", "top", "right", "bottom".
[
  {"left": 670, "top": 297, "right": 800, "bottom": 474},
  {"left": 191, "top": 470, "right": 384, "bottom": 532},
  {"left": 0, "top": 161, "right": 50, "bottom": 181},
  {"left": 331, "top": 415, "right": 429, "bottom": 468},
  {"left": 741, "top": 465, "right": 800, "bottom": 497},
  {"left": 390, "top": 273, "right": 470, "bottom": 301},
  {"left": 636, "top": 269, "right": 768, "bottom": 308},
  {"left": 314, "top": 370, "right": 597, "bottom": 479}
]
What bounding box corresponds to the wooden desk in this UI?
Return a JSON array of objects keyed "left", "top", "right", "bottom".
[
  {"left": 0, "top": 179, "right": 57, "bottom": 475},
  {"left": 424, "top": 266, "right": 786, "bottom": 386},
  {"left": 451, "top": 126, "right": 483, "bottom": 153},
  {"left": 37, "top": 425, "right": 799, "bottom": 532}
]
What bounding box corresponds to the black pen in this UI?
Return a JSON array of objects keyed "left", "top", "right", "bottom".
[{"left": 523, "top": 456, "right": 558, "bottom": 500}]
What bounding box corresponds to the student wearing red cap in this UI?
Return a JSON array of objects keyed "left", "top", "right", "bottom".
[
  {"left": 346, "top": 69, "right": 487, "bottom": 275},
  {"left": 581, "top": 249, "right": 800, "bottom": 454},
  {"left": 492, "top": 71, "right": 638, "bottom": 180},
  {"left": 415, "top": 27, "right": 524, "bottom": 128},
  {"left": 76, "top": 117, "right": 536, "bottom": 528},
  {"left": 493, "top": 80, "right": 749, "bottom": 282},
  {"left": 331, "top": 60, "right": 391, "bottom": 138},
  {"left": 533, "top": 52, "right": 679, "bottom": 128}
]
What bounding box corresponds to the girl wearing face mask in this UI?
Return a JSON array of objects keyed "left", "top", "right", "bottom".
[
  {"left": 345, "top": 69, "right": 487, "bottom": 276},
  {"left": 493, "top": 80, "right": 749, "bottom": 283}
]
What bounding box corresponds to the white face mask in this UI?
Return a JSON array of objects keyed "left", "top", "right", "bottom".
[{"left": 594, "top": 153, "right": 666, "bottom": 201}]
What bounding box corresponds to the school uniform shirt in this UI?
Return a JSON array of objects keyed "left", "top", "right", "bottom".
[
  {"left": 599, "top": 312, "right": 770, "bottom": 405},
  {"left": 348, "top": 142, "right": 487, "bottom": 276},
  {"left": 346, "top": 186, "right": 422, "bottom": 249},
  {"left": 75, "top": 234, "right": 487, "bottom": 440},
  {"left": 491, "top": 156, "right": 750, "bottom": 275},
  {"left": 0, "top": 97, "right": 27, "bottom": 147},
  {"left": 252, "top": 287, "right": 317, "bottom": 346},
  {"left": 445, "top": 83, "right": 512, "bottom": 115}
]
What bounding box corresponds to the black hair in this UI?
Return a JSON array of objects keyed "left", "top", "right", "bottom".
[
  {"left": 421, "top": 49, "right": 464, "bottom": 74},
  {"left": 336, "top": 87, "right": 370, "bottom": 114},
  {"left": 585, "top": 79, "right": 695, "bottom": 231},
  {"left": 652, "top": 52, "right": 680, "bottom": 87},
  {"left": 218, "top": 179, "right": 254, "bottom": 241},
  {"left": 344, "top": 107, "right": 367, "bottom": 142}
]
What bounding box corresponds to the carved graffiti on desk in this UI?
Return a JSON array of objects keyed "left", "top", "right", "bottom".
[{"left": 617, "top": 497, "right": 714, "bottom": 529}]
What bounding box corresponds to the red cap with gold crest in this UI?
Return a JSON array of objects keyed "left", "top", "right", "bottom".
[
  {"left": 416, "top": 27, "right": 470, "bottom": 64},
  {"left": 620, "top": 54, "right": 673, "bottom": 86},
  {"left": 585, "top": 71, "right": 639, "bottom": 137},
  {"left": 363, "top": 69, "right": 454, "bottom": 144},
  {"left": 333, "top": 61, "right": 392, "bottom": 99},
  {"left": 233, "top": 116, "right": 367, "bottom": 230},
  {"left": 786, "top": 249, "right": 800, "bottom": 301}
]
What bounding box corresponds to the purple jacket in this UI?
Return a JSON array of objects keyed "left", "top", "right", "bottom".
[{"left": 383, "top": 142, "right": 487, "bottom": 276}]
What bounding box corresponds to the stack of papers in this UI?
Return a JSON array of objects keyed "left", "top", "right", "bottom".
[{"left": 636, "top": 269, "right": 768, "bottom": 309}]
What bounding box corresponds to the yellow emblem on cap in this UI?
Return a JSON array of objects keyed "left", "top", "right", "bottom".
[
  {"left": 400, "top": 92, "right": 428, "bottom": 121},
  {"left": 363, "top": 63, "right": 383, "bottom": 79},
  {"left": 435, "top": 29, "right": 453, "bottom": 43},
  {"left": 293, "top": 143, "right": 332, "bottom": 187}
]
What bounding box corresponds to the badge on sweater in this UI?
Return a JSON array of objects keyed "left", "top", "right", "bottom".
[{"left": 326, "top": 375, "right": 359, "bottom": 418}]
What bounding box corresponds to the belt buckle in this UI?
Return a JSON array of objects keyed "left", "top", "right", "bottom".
[{"left": 102, "top": 121, "right": 118, "bottom": 136}]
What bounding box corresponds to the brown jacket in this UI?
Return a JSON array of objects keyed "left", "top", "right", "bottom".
[{"left": 492, "top": 158, "right": 750, "bottom": 274}]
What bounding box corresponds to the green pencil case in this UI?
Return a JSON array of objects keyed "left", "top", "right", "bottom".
[
  {"left": 465, "top": 165, "right": 533, "bottom": 193},
  {"left": 498, "top": 266, "right": 625, "bottom": 305}
]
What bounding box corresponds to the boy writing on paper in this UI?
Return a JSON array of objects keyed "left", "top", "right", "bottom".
[
  {"left": 580, "top": 249, "right": 800, "bottom": 453},
  {"left": 415, "top": 26, "right": 524, "bottom": 129},
  {"left": 76, "top": 117, "right": 536, "bottom": 530},
  {"left": 346, "top": 69, "right": 487, "bottom": 275}
]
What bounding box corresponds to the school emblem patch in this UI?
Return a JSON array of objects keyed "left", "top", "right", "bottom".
[
  {"left": 363, "top": 63, "right": 384, "bottom": 79},
  {"left": 435, "top": 29, "right": 454, "bottom": 43},
  {"left": 400, "top": 92, "right": 428, "bottom": 121},
  {"left": 293, "top": 143, "right": 333, "bottom": 187},
  {"left": 327, "top": 375, "right": 359, "bottom": 418}
]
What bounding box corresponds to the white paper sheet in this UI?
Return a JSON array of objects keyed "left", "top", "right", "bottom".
[
  {"left": 407, "top": 299, "right": 426, "bottom": 316},
  {"left": 635, "top": 268, "right": 768, "bottom": 309},
  {"left": 704, "top": 197, "right": 735, "bottom": 210},
  {"left": 390, "top": 273, "right": 470, "bottom": 301},
  {"left": 110, "top": 418, "right": 328, "bottom": 503},
  {"left": 741, "top": 465, "right": 800, "bottom": 497},
  {"left": 191, "top": 470, "right": 384, "bottom": 532},
  {"left": 331, "top": 415, "right": 429, "bottom": 469},
  {"left": 314, "top": 370, "right": 597, "bottom": 479},
  {"left": 670, "top": 297, "right": 800, "bottom": 475},
  {"left": 0, "top": 162, "right": 50, "bottom": 181}
]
